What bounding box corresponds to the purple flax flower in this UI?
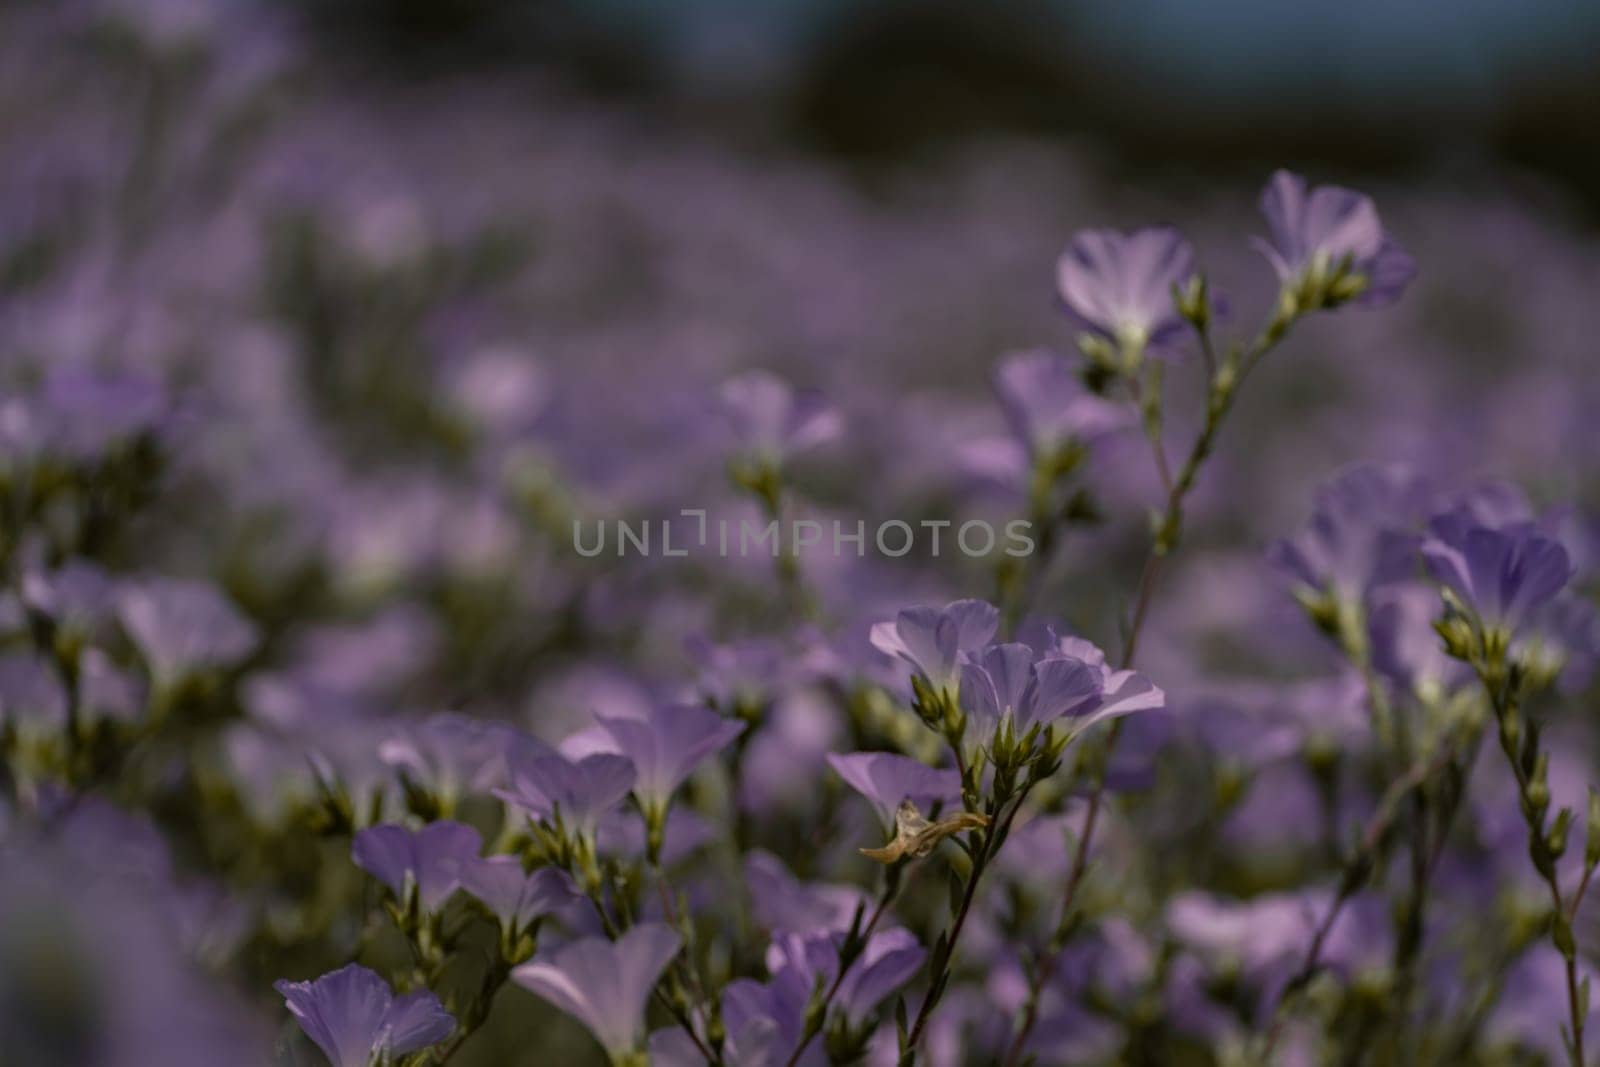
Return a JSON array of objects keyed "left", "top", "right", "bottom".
[
  {"left": 592, "top": 704, "right": 746, "bottom": 815},
  {"left": 1254, "top": 170, "right": 1416, "bottom": 308},
  {"left": 720, "top": 370, "right": 843, "bottom": 465},
  {"left": 744, "top": 850, "right": 869, "bottom": 935},
  {"left": 20, "top": 560, "right": 116, "bottom": 637},
  {"left": 596, "top": 807, "right": 716, "bottom": 864},
  {"left": 992, "top": 350, "right": 1132, "bottom": 462},
  {"left": 1056, "top": 227, "right": 1196, "bottom": 361},
  {"left": 1369, "top": 583, "right": 1470, "bottom": 698},
  {"left": 32, "top": 370, "right": 169, "bottom": 461},
  {"left": 0, "top": 649, "right": 69, "bottom": 737},
  {"left": 496, "top": 751, "right": 637, "bottom": 841},
  {"left": 1267, "top": 463, "right": 1430, "bottom": 606},
  {"left": 512, "top": 924, "right": 682, "bottom": 1059},
  {"left": 1421, "top": 518, "right": 1573, "bottom": 634},
  {"left": 688, "top": 636, "right": 791, "bottom": 716},
  {"left": 1166, "top": 890, "right": 1321, "bottom": 977},
  {"left": 869, "top": 599, "right": 999, "bottom": 695},
  {"left": 351, "top": 821, "right": 482, "bottom": 913},
  {"left": 704, "top": 972, "right": 800, "bottom": 1062},
  {"left": 658, "top": 926, "right": 924, "bottom": 1066},
  {"left": 459, "top": 857, "right": 579, "bottom": 941},
  {"left": 827, "top": 928, "right": 926, "bottom": 1027},
  {"left": 116, "top": 577, "right": 258, "bottom": 686},
  {"left": 78, "top": 648, "right": 146, "bottom": 726},
  {"left": 2, "top": 821, "right": 268, "bottom": 1065},
  {"left": 959, "top": 640, "right": 1163, "bottom": 746},
  {"left": 1518, "top": 594, "right": 1600, "bottom": 692},
  {"left": 1051, "top": 635, "right": 1166, "bottom": 715},
  {"left": 766, "top": 927, "right": 927, "bottom": 1029},
  {"left": 378, "top": 713, "right": 519, "bottom": 811},
  {"left": 825, "top": 751, "right": 961, "bottom": 829},
  {"left": 276, "top": 963, "right": 454, "bottom": 1067}
]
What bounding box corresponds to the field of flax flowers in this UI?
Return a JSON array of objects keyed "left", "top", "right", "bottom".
[{"left": 6, "top": 3, "right": 1600, "bottom": 1066}]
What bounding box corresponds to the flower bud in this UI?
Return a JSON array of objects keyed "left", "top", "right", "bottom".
[
  {"left": 1549, "top": 807, "right": 1574, "bottom": 861},
  {"left": 1527, "top": 754, "right": 1552, "bottom": 820},
  {"left": 1586, "top": 789, "right": 1600, "bottom": 869},
  {"left": 1433, "top": 613, "right": 1475, "bottom": 663},
  {"left": 1076, "top": 333, "right": 1121, "bottom": 373},
  {"left": 1175, "top": 274, "right": 1210, "bottom": 330}
]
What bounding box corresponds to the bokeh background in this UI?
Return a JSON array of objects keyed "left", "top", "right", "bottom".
[{"left": 5, "top": 1, "right": 1600, "bottom": 1063}]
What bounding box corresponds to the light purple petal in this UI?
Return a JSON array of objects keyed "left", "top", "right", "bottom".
[
  {"left": 1022, "top": 655, "right": 1103, "bottom": 727},
  {"left": 825, "top": 751, "right": 960, "bottom": 828},
  {"left": 835, "top": 928, "right": 926, "bottom": 1026},
  {"left": 1056, "top": 227, "right": 1194, "bottom": 347},
  {"left": 512, "top": 924, "right": 681, "bottom": 1056},
  {"left": 276, "top": 964, "right": 393, "bottom": 1067},
  {"left": 596, "top": 704, "right": 745, "bottom": 809},
  {"left": 382, "top": 988, "right": 456, "bottom": 1056}
]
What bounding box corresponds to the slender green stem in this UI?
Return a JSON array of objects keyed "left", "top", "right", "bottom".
[
  {"left": 1480, "top": 670, "right": 1586, "bottom": 1067},
  {"left": 898, "top": 784, "right": 1038, "bottom": 1065},
  {"left": 1002, "top": 313, "right": 1294, "bottom": 1067},
  {"left": 1257, "top": 740, "right": 1459, "bottom": 1061},
  {"left": 431, "top": 958, "right": 511, "bottom": 1064}
]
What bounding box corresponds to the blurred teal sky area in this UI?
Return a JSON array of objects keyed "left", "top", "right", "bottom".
[
  {"left": 577, "top": 0, "right": 1600, "bottom": 105},
  {"left": 314, "top": 0, "right": 1600, "bottom": 203}
]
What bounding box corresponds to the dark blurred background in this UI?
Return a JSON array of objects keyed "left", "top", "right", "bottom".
[{"left": 303, "top": 0, "right": 1600, "bottom": 214}]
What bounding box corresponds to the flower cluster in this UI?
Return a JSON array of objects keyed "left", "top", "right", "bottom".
[{"left": 7, "top": 5, "right": 1600, "bottom": 1064}]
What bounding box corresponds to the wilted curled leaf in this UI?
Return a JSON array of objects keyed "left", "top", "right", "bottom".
[{"left": 860, "top": 799, "right": 989, "bottom": 864}]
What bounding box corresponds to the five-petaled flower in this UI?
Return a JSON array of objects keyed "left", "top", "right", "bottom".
[
  {"left": 1254, "top": 170, "right": 1415, "bottom": 311},
  {"left": 276, "top": 963, "right": 455, "bottom": 1067},
  {"left": 351, "top": 820, "right": 483, "bottom": 915},
  {"left": 512, "top": 924, "right": 682, "bottom": 1062},
  {"left": 1422, "top": 517, "right": 1573, "bottom": 647},
  {"left": 1056, "top": 226, "right": 1198, "bottom": 370}
]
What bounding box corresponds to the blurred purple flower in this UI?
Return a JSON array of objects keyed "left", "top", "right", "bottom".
[
  {"left": 496, "top": 751, "right": 636, "bottom": 840},
  {"left": 992, "top": 350, "right": 1132, "bottom": 467},
  {"left": 1, "top": 824, "right": 268, "bottom": 1066},
  {"left": 78, "top": 647, "right": 147, "bottom": 725},
  {"left": 351, "top": 821, "right": 482, "bottom": 912},
  {"left": 744, "top": 850, "right": 869, "bottom": 935},
  {"left": 1520, "top": 594, "right": 1600, "bottom": 691},
  {"left": 378, "top": 713, "right": 521, "bottom": 809},
  {"left": 117, "top": 577, "right": 258, "bottom": 685},
  {"left": 825, "top": 751, "right": 960, "bottom": 828},
  {"left": 459, "top": 857, "right": 578, "bottom": 939},
  {"left": 1255, "top": 170, "right": 1416, "bottom": 308},
  {"left": 720, "top": 370, "right": 842, "bottom": 464},
  {"left": 1056, "top": 227, "right": 1196, "bottom": 356},
  {"left": 828, "top": 928, "right": 926, "bottom": 1027},
  {"left": 20, "top": 560, "right": 116, "bottom": 636},
  {"left": 1166, "top": 890, "right": 1317, "bottom": 976},
  {"left": 32, "top": 370, "right": 169, "bottom": 461},
  {"left": 592, "top": 703, "right": 745, "bottom": 814},
  {"left": 512, "top": 924, "right": 681, "bottom": 1058},
  {"left": 596, "top": 806, "right": 716, "bottom": 864},
  {"left": 0, "top": 649, "right": 68, "bottom": 735},
  {"left": 276, "top": 963, "right": 454, "bottom": 1067},
  {"left": 1369, "top": 582, "right": 1469, "bottom": 697},
  {"left": 689, "top": 636, "right": 791, "bottom": 715},
  {"left": 992, "top": 350, "right": 1131, "bottom": 461},
  {"left": 767, "top": 927, "right": 926, "bottom": 1028},
  {"left": 1268, "top": 463, "right": 1429, "bottom": 605}
]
